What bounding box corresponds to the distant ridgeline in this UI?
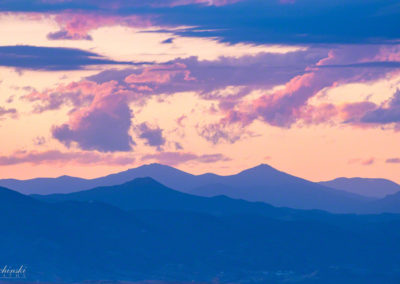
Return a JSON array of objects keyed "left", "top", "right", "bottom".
[{"left": 2, "top": 163, "right": 400, "bottom": 214}]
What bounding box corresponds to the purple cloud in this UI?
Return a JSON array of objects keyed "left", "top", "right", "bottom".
[
  {"left": 361, "top": 89, "right": 400, "bottom": 125},
  {"left": 22, "top": 50, "right": 327, "bottom": 148},
  {"left": 51, "top": 85, "right": 135, "bottom": 152},
  {"left": 88, "top": 50, "right": 327, "bottom": 96},
  {"left": 0, "top": 107, "right": 17, "bottom": 118},
  {"left": 47, "top": 30, "right": 92, "bottom": 41},
  {"left": 0, "top": 45, "right": 134, "bottom": 71},
  {"left": 197, "top": 123, "right": 244, "bottom": 144},
  {"left": 22, "top": 45, "right": 400, "bottom": 151},
  {"left": 161, "top": 37, "right": 174, "bottom": 44},
  {"left": 386, "top": 158, "right": 400, "bottom": 164},
  {"left": 135, "top": 122, "right": 166, "bottom": 148},
  {"left": 219, "top": 45, "right": 400, "bottom": 128},
  {"left": 33, "top": 136, "right": 46, "bottom": 146}
]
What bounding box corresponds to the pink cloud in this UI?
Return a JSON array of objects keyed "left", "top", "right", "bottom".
[
  {"left": 298, "top": 103, "right": 338, "bottom": 126},
  {"left": 24, "top": 80, "right": 103, "bottom": 112},
  {"left": 124, "top": 63, "right": 193, "bottom": 85},
  {"left": 42, "top": 0, "right": 241, "bottom": 41},
  {"left": 371, "top": 46, "right": 400, "bottom": 62},
  {"left": 222, "top": 71, "right": 334, "bottom": 128},
  {"left": 218, "top": 45, "right": 400, "bottom": 130},
  {"left": 48, "top": 13, "right": 152, "bottom": 40},
  {"left": 362, "top": 158, "right": 375, "bottom": 166},
  {"left": 21, "top": 45, "right": 400, "bottom": 151},
  {"left": 348, "top": 158, "right": 375, "bottom": 166},
  {"left": 23, "top": 67, "right": 187, "bottom": 151},
  {"left": 176, "top": 115, "right": 187, "bottom": 127}
]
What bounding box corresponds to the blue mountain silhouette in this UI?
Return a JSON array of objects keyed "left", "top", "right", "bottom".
[
  {"left": 2, "top": 182, "right": 400, "bottom": 283},
  {"left": 319, "top": 177, "right": 400, "bottom": 198},
  {"left": 1, "top": 163, "right": 372, "bottom": 213}
]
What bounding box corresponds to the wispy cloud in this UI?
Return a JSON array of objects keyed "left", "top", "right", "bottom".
[
  {"left": 348, "top": 158, "right": 376, "bottom": 166},
  {"left": 386, "top": 158, "right": 400, "bottom": 164},
  {"left": 141, "top": 151, "right": 231, "bottom": 165},
  {"left": 0, "top": 107, "right": 17, "bottom": 119},
  {"left": 0, "top": 150, "right": 135, "bottom": 166}
]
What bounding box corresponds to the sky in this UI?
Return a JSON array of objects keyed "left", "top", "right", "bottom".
[{"left": 0, "top": 0, "right": 400, "bottom": 183}]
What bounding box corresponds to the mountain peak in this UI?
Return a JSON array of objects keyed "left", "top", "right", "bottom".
[
  {"left": 239, "top": 163, "right": 278, "bottom": 174},
  {"left": 56, "top": 175, "right": 76, "bottom": 180},
  {"left": 124, "top": 163, "right": 188, "bottom": 175},
  {"left": 143, "top": 163, "right": 170, "bottom": 169},
  {"left": 0, "top": 186, "right": 39, "bottom": 207},
  {"left": 255, "top": 163, "right": 274, "bottom": 169},
  {"left": 145, "top": 162, "right": 163, "bottom": 166}
]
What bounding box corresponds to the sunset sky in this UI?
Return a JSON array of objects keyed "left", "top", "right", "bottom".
[{"left": 0, "top": 0, "right": 399, "bottom": 182}]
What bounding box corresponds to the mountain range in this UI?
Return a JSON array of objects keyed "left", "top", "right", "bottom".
[
  {"left": 2, "top": 179, "right": 400, "bottom": 283},
  {"left": 32, "top": 177, "right": 332, "bottom": 220},
  {"left": 1, "top": 163, "right": 400, "bottom": 213}
]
